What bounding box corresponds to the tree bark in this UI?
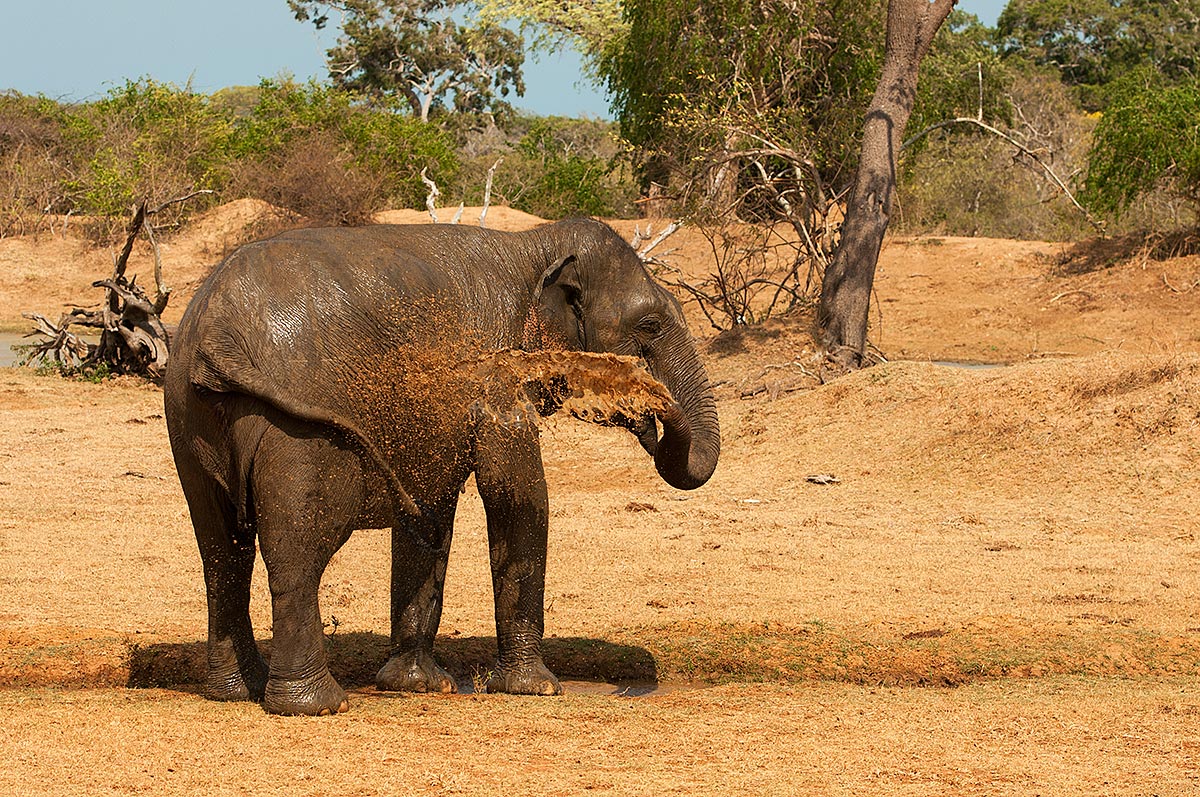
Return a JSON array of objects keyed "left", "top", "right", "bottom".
[{"left": 816, "top": 0, "right": 956, "bottom": 371}]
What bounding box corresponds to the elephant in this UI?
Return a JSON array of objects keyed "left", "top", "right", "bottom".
[{"left": 163, "top": 217, "right": 720, "bottom": 715}]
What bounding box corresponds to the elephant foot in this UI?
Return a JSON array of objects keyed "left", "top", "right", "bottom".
[
  {"left": 262, "top": 671, "right": 349, "bottom": 716},
  {"left": 205, "top": 643, "right": 267, "bottom": 702},
  {"left": 485, "top": 659, "right": 562, "bottom": 696},
  {"left": 205, "top": 662, "right": 267, "bottom": 703},
  {"left": 376, "top": 650, "right": 457, "bottom": 694}
]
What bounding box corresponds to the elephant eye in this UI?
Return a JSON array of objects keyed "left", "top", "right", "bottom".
[{"left": 636, "top": 315, "right": 664, "bottom": 335}]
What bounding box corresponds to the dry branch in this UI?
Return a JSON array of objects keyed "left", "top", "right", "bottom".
[
  {"left": 479, "top": 157, "right": 502, "bottom": 228},
  {"left": 901, "top": 62, "right": 1104, "bottom": 236},
  {"left": 1162, "top": 274, "right": 1200, "bottom": 294},
  {"left": 20, "top": 191, "right": 208, "bottom": 379},
  {"left": 631, "top": 219, "right": 683, "bottom": 263},
  {"left": 420, "top": 167, "right": 441, "bottom": 223},
  {"left": 1048, "top": 289, "right": 1094, "bottom": 304}
]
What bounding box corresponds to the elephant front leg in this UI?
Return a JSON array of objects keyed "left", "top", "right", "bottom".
[
  {"left": 377, "top": 501, "right": 459, "bottom": 694},
  {"left": 476, "top": 414, "right": 562, "bottom": 696}
]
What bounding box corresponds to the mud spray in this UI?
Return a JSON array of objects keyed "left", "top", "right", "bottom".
[{"left": 472, "top": 349, "right": 673, "bottom": 425}]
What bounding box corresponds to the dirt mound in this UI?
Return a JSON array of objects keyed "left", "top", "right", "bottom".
[
  {"left": 373, "top": 206, "right": 547, "bottom": 231},
  {"left": 176, "top": 197, "right": 288, "bottom": 253},
  {"left": 729, "top": 352, "right": 1200, "bottom": 493}
]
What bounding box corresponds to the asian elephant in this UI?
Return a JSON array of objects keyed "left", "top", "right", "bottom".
[{"left": 163, "top": 217, "right": 720, "bottom": 715}]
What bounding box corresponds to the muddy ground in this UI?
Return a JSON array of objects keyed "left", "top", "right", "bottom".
[{"left": 2, "top": 203, "right": 1199, "bottom": 795}]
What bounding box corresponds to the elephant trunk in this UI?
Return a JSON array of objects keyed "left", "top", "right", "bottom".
[{"left": 645, "top": 330, "right": 720, "bottom": 490}]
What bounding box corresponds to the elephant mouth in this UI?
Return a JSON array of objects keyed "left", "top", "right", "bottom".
[{"left": 616, "top": 410, "right": 660, "bottom": 456}]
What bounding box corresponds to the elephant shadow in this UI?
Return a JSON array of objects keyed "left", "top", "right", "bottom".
[{"left": 127, "top": 633, "right": 659, "bottom": 693}]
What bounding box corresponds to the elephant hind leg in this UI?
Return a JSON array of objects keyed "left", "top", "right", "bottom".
[
  {"left": 179, "top": 466, "right": 267, "bottom": 702},
  {"left": 252, "top": 426, "right": 365, "bottom": 716}
]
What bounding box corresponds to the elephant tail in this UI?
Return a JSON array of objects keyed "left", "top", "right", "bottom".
[{"left": 190, "top": 349, "right": 421, "bottom": 518}]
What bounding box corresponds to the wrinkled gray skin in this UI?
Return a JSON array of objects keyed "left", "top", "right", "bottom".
[{"left": 163, "top": 218, "right": 719, "bottom": 716}]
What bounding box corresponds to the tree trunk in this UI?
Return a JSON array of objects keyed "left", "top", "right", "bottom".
[
  {"left": 705, "top": 133, "right": 741, "bottom": 215},
  {"left": 816, "top": 0, "right": 956, "bottom": 371}
]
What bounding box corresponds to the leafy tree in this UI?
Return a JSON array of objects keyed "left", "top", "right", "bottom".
[
  {"left": 289, "top": 0, "right": 525, "bottom": 122},
  {"left": 817, "top": 0, "right": 956, "bottom": 370},
  {"left": 475, "top": 0, "right": 624, "bottom": 73},
  {"left": 1082, "top": 67, "right": 1200, "bottom": 216},
  {"left": 599, "top": 0, "right": 885, "bottom": 212},
  {"left": 997, "top": 0, "right": 1200, "bottom": 109}
]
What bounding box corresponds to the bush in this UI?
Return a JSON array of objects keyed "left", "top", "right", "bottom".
[
  {"left": 232, "top": 131, "right": 385, "bottom": 226},
  {"left": 1082, "top": 68, "right": 1200, "bottom": 219},
  {"left": 482, "top": 116, "right": 636, "bottom": 219},
  {"left": 0, "top": 81, "right": 646, "bottom": 238},
  {"left": 0, "top": 92, "right": 70, "bottom": 235},
  {"left": 228, "top": 80, "right": 459, "bottom": 220},
  {"left": 60, "top": 79, "right": 231, "bottom": 226}
]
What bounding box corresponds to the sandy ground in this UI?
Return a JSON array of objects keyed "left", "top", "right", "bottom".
[{"left": 2, "top": 202, "right": 1200, "bottom": 795}]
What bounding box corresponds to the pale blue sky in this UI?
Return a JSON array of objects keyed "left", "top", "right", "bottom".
[{"left": 0, "top": 1, "right": 1007, "bottom": 119}]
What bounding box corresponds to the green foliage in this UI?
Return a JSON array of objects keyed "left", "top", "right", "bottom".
[
  {"left": 229, "top": 79, "right": 459, "bottom": 217},
  {"left": 428, "top": 115, "right": 635, "bottom": 219},
  {"left": 475, "top": 0, "right": 625, "bottom": 77},
  {"left": 60, "top": 79, "right": 231, "bottom": 218},
  {"left": 506, "top": 117, "right": 626, "bottom": 217},
  {"left": 600, "top": 0, "right": 884, "bottom": 211},
  {"left": 2, "top": 79, "right": 463, "bottom": 231},
  {"left": 2, "top": 78, "right": 637, "bottom": 231},
  {"left": 898, "top": 136, "right": 1091, "bottom": 241},
  {"left": 289, "top": 0, "right": 525, "bottom": 122},
  {"left": 997, "top": 0, "right": 1200, "bottom": 110},
  {"left": 1082, "top": 68, "right": 1200, "bottom": 217},
  {"left": 29, "top": 356, "right": 112, "bottom": 383}
]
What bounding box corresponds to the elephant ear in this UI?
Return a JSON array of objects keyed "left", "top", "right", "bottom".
[{"left": 530, "top": 255, "right": 584, "bottom": 351}]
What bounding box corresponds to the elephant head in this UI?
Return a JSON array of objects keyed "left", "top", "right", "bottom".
[{"left": 529, "top": 219, "right": 720, "bottom": 490}]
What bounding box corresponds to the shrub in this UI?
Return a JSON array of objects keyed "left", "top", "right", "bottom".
[
  {"left": 0, "top": 92, "right": 71, "bottom": 235},
  {"left": 495, "top": 116, "right": 636, "bottom": 219},
  {"left": 60, "top": 79, "right": 231, "bottom": 226},
  {"left": 228, "top": 80, "right": 459, "bottom": 219},
  {"left": 1082, "top": 68, "right": 1200, "bottom": 219},
  {"left": 232, "top": 131, "right": 385, "bottom": 226}
]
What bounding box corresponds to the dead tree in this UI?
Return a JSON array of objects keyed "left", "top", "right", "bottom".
[
  {"left": 420, "top": 158, "right": 503, "bottom": 227},
  {"left": 21, "top": 191, "right": 208, "bottom": 379},
  {"left": 815, "top": 0, "right": 956, "bottom": 372}
]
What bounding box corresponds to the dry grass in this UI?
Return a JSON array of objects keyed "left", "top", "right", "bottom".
[{"left": 2, "top": 679, "right": 1198, "bottom": 795}]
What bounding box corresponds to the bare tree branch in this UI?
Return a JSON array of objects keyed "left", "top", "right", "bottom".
[
  {"left": 479, "top": 157, "right": 502, "bottom": 228},
  {"left": 420, "top": 167, "right": 441, "bottom": 222},
  {"left": 636, "top": 220, "right": 683, "bottom": 261},
  {"left": 902, "top": 116, "right": 1105, "bottom": 234}
]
